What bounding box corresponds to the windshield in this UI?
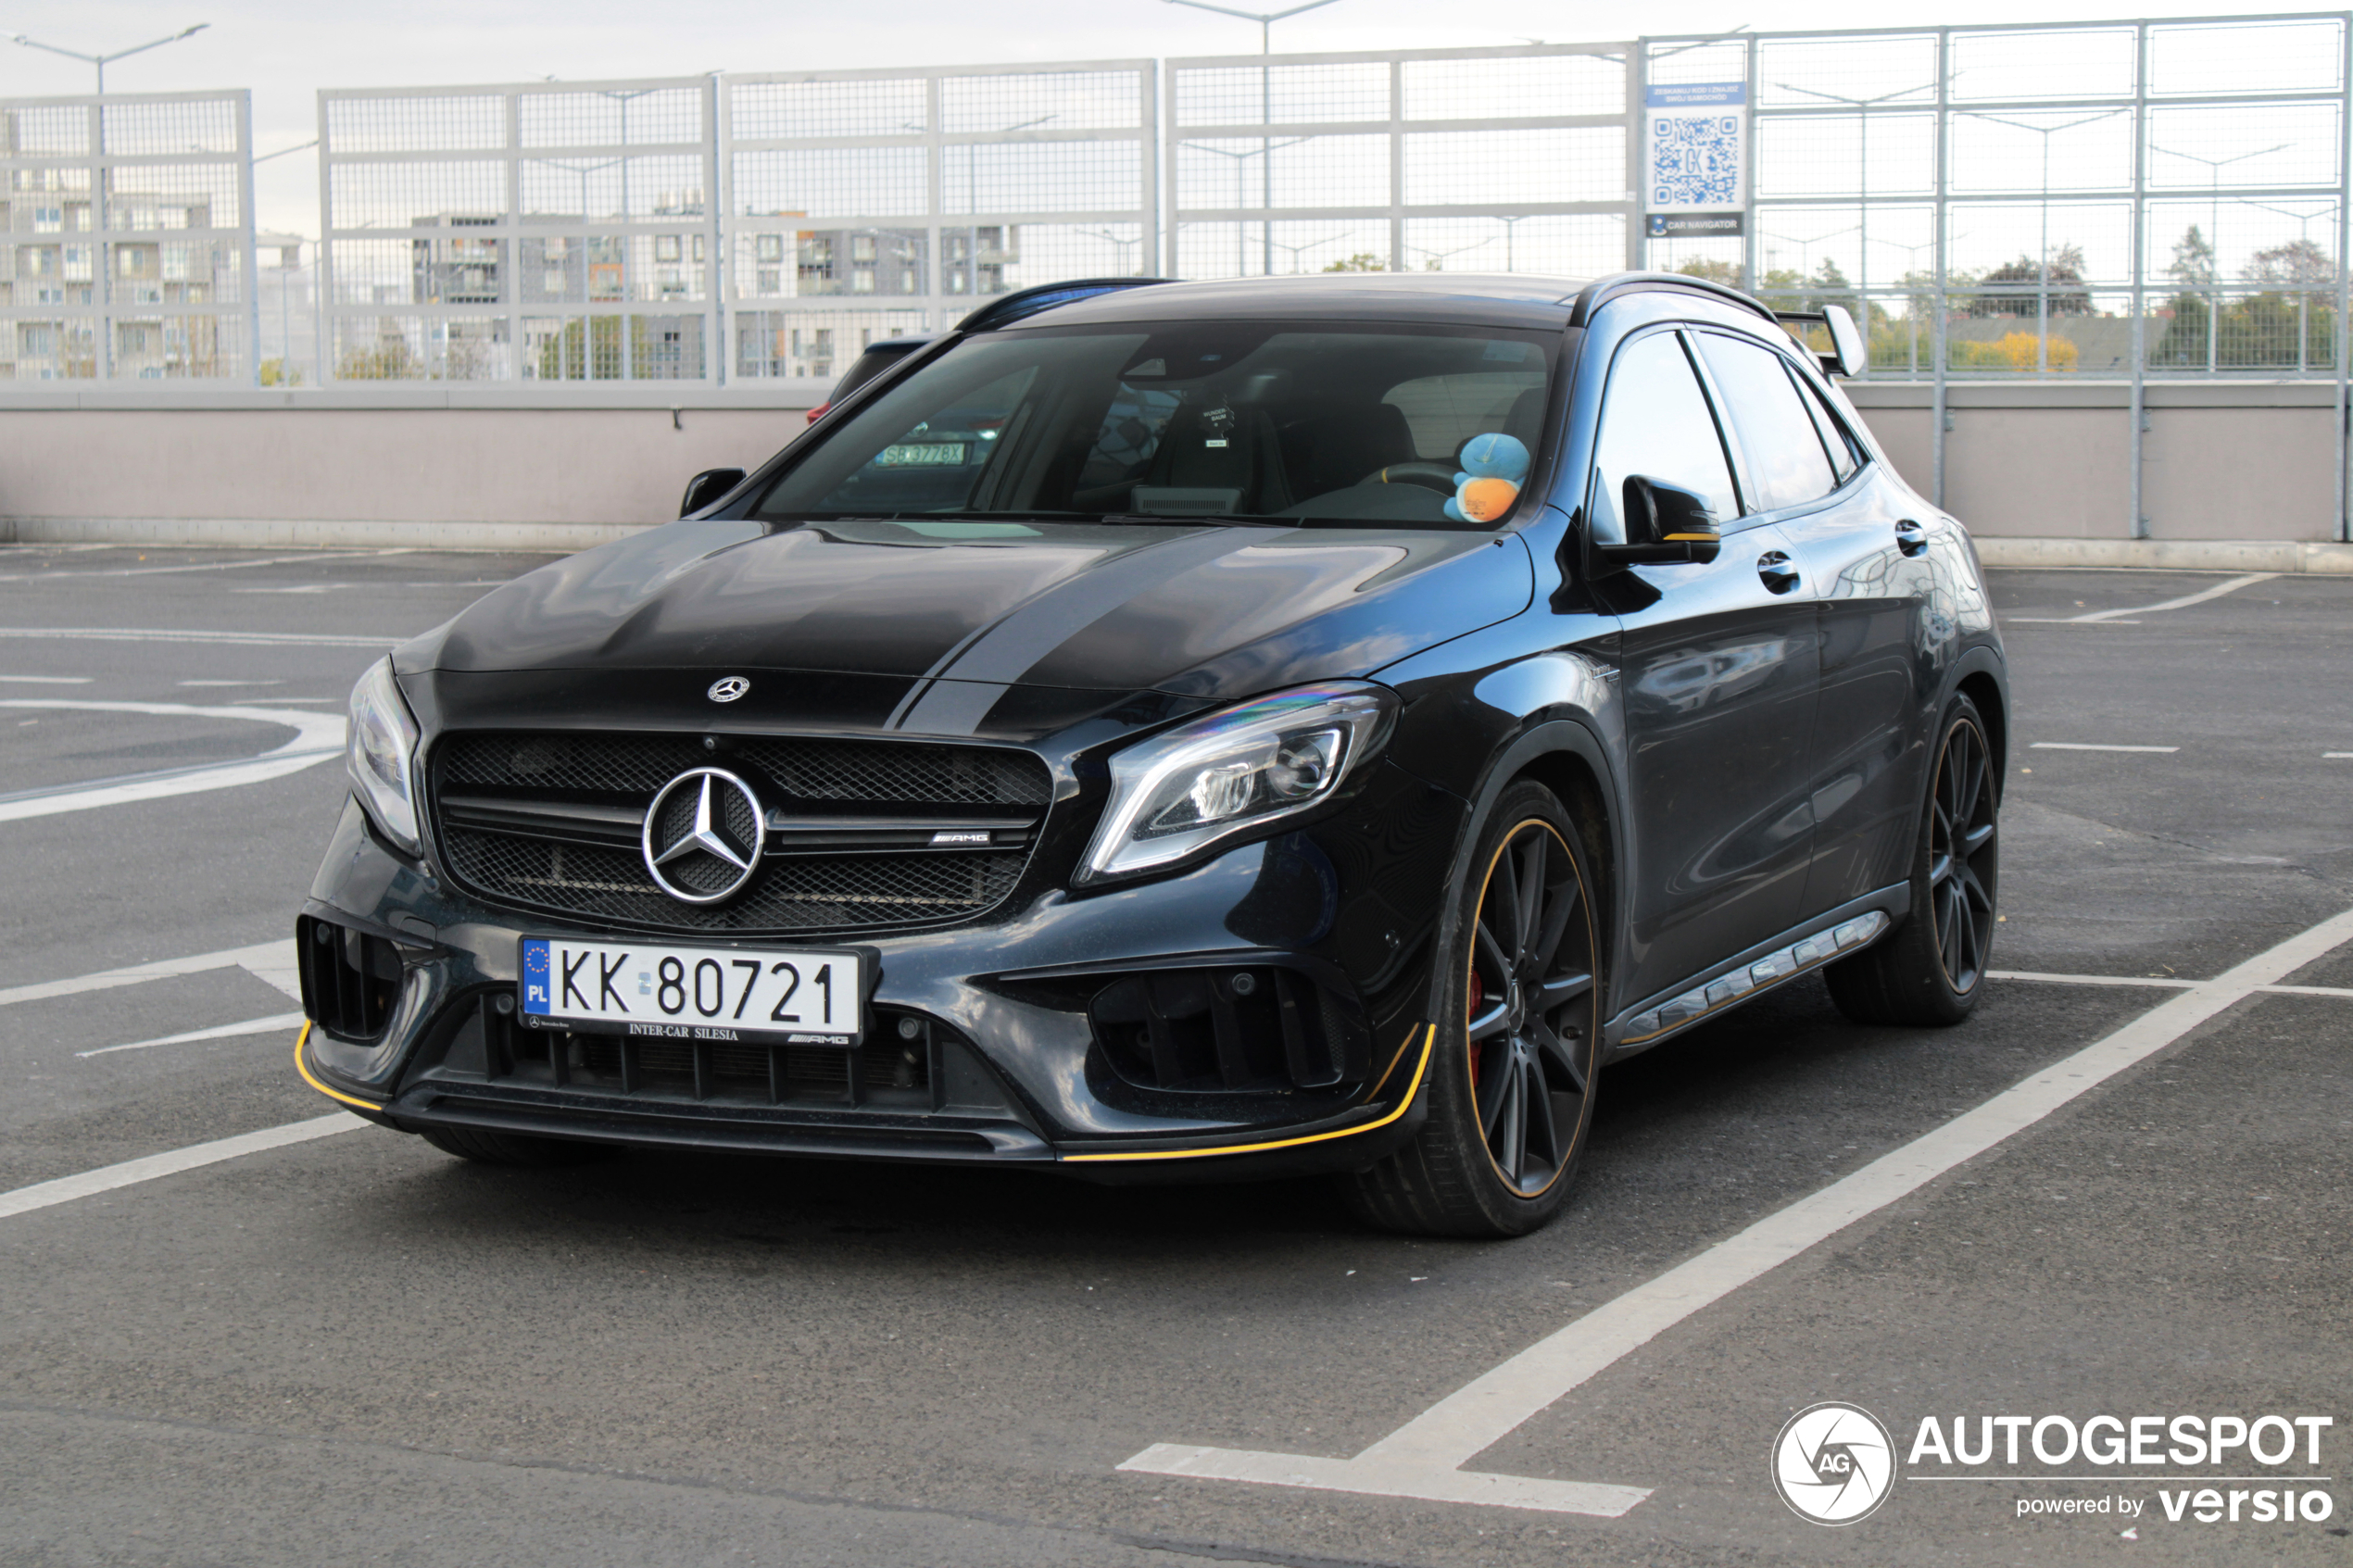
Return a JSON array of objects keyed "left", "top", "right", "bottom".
[{"left": 753, "top": 320, "right": 1557, "bottom": 529}]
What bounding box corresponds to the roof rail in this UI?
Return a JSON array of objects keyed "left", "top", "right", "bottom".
[
  {"left": 1566, "top": 271, "right": 1778, "bottom": 330},
  {"left": 955, "top": 277, "right": 1177, "bottom": 333}
]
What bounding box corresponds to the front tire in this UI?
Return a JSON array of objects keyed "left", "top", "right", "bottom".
[
  {"left": 1826, "top": 694, "right": 1999, "bottom": 1026},
  {"left": 1344, "top": 781, "right": 1604, "bottom": 1238}
]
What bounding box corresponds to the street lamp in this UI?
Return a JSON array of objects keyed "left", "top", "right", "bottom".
[
  {"left": 1163, "top": 0, "right": 1351, "bottom": 275},
  {"left": 1774, "top": 81, "right": 1932, "bottom": 374},
  {"left": 2237, "top": 196, "right": 2334, "bottom": 372},
  {"left": 11, "top": 23, "right": 208, "bottom": 94},
  {"left": 1964, "top": 109, "right": 2126, "bottom": 371},
  {"left": 1267, "top": 230, "right": 1351, "bottom": 273},
  {"left": 2150, "top": 139, "right": 2292, "bottom": 373},
  {"left": 1180, "top": 135, "right": 1308, "bottom": 276}
]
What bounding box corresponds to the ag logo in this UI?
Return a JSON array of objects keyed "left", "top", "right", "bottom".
[{"left": 1771, "top": 1402, "right": 1896, "bottom": 1525}]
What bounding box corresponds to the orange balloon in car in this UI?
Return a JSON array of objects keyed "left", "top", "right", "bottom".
[{"left": 1457, "top": 476, "right": 1520, "bottom": 523}]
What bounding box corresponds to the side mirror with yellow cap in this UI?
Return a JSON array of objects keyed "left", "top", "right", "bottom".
[{"left": 1595, "top": 473, "right": 1723, "bottom": 567}]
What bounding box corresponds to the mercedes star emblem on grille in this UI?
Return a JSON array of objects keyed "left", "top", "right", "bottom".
[
  {"left": 641, "top": 768, "right": 766, "bottom": 904},
  {"left": 707, "top": 675, "right": 751, "bottom": 702}
]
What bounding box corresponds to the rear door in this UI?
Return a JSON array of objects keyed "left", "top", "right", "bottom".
[
  {"left": 1597, "top": 327, "right": 1822, "bottom": 1006},
  {"left": 1689, "top": 330, "right": 1936, "bottom": 920}
]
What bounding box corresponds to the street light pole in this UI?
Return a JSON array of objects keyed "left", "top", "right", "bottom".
[
  {"left": 11, "top": 23, "right": 209, "bottom": 94},
  {"left": 1961, "top": 110, "right": 2123, "bottom": 371},
  {"left": 2150, "top": 141, "right": 2291, "bottom": 373},
  {"left": 12, "top": 24, "right": 211, "bottom": 381},
  {"left": 1164, "top": 0, "right": 1348, "bottom": 275}
]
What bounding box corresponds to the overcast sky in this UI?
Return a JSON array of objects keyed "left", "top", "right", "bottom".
[{"left": 0, "top": 0, "right": 2325, "bottom": 237}]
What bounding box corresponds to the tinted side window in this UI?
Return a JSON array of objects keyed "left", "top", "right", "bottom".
[
  {"left": 1588, "top": 331, "right": 1739, "bottom": 541},
  {"left": 1693, "top": 332, "right": 1838, "bottom": 513},
  {"left": 1792, "top": 370, "right": 1861, "bottom": 483}
]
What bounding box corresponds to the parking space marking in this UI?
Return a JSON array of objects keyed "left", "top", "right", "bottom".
[
  {"left": 2007, "top": 571, "right": 2278, "bottom": 625},
  {"left": 0, "top": 550, "right": 401, "bottom": 584},
  {"left": 2327, "top": 752, "right": 2353, "bottom": 759},
  {"left": 0, "top": 675, "right": 92, "bottom": 684},
  {"left": 77, "top": 1013, "right": 308, "bottom": 1059},
  {"left": 0, "top": 628, "right": 400, "bottom": 648},
  {"left": 1123, "top": 902, "right": 2353, "bottom": 1517},
  {"left": 1995, "top": 969, "right": 2353, "bottom": 999},
  {"left": 2029, "top": 742, "right": 2179, "bottom": 753},
  {"left": 0, "top": 1113, "right": 362, "bottom": 1223},
  {"left": 0, "top": 939, "right": 299, "bottom": 1011},
  {"left": 0, "top": 701, "right": 345, "bottom": 823}
]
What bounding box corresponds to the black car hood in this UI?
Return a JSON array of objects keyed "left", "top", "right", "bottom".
[{"left": 402, "top": 518, "right": 1531, "bottom": 730}]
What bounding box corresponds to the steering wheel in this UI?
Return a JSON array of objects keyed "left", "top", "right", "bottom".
[{"left": 1365, "top": 461, "right": 1456, "bottom": 495}]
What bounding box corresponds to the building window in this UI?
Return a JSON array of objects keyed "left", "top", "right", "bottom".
[
  {"left": 756, "top": 268, "right": 781, "bottom": 295},
  {"left": 654, "top": 234, "right": 682, "bottom": 263},
  {"left": 757, "top": 233, "right": 783, "bottom": 263},
  {"left": 852, "top": 235, "right": 877, "bottom": 263}
]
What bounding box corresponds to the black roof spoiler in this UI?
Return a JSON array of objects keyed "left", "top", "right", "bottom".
[
  {"left": 1565, "top": 271, "right": 1778, "bottom": 329},
  {"left": 955, "top": 277, "right": 1178, "bottom": 332}
]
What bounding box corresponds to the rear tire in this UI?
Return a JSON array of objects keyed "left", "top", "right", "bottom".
[
  {"left": 1344, "top": 781, "right": 1604, "bottom": 1238},
  {"left": 1826, "top": 694, "right": 1999, "bottom": 1027},
  {"left": 418, "top": 1124, "right": 618, "bottom": 1167}
]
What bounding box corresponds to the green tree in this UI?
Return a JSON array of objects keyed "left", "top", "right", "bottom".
[
  {"left": 2169, "top": 225, "right": 2217, "bottom": 288},
  {"left": 1966, "top": 245, "right": 2092, "bottom": 318},
  {"left": 1320, "top": 253, "right": 1386, "bottom": 273}
]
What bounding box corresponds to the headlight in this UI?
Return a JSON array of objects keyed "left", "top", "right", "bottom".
[
  {"left": 346, "top": 657, "right": 422, "bottom": 855},
  {"left": 1077, "top": 681, "right": 1397, "bottom": 883}
]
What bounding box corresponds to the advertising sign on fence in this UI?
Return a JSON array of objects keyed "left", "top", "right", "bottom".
[{"left": 1642, "top": 81, "right": 1745, "bottom": 238}]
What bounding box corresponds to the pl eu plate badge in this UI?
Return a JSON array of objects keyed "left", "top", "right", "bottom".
[{"left": 522, "top": 939, "right": 553, "bottom": 1013}]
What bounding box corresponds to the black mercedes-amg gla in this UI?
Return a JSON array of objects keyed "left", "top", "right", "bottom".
[{"left": 297, "top": 270, "right": 2006, "bottom": 1237}]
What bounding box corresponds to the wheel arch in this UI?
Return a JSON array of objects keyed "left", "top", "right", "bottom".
[
  {"left": 1437, "top": 719, "right": 1627, "bottom": 1027},
  {"left": 1948, "top": 645, "right": 2009, "bottom": 801}
]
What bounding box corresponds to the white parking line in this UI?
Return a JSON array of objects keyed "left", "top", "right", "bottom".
[
  {"left": 0, "top": 938, "right": 300, "bottom": 1010},
  {"left": 2008, "top": 571, "right": 2278, "bottom": 625},
  {"left": 77, "top": 1012, "right": 308, "bottom": 1058},
  {"left": 2327, "top": 752, "right": 2353, "bottom": 759},
  {"left": 1122, "top": 904, "right": 2353, "bottom": 1517},
  {"left": 0, "top": 628, "right": 399, "bottom": 648},
  {"left": 0, "top": 701, "right": 346, "bottom": 822},
  {"left": 0, "top": 675, "right": 92, "bottom": 684},
  {"left": 1994, "top": 969, "right": 2353, "bottom": 1000},
  {"left": 0, "top": 1114, "right": 362, "bottom": 1222},
  {"left": 2029, "top": 742, "right": 2179, "bottom": 753},
  {"left": 0, "top": 550, "right": 398, "bottom": 584}
]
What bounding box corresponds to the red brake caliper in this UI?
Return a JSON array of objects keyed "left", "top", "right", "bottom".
[{"left": 1466, "top": 968, "right": 1486, "bottom": 1085}]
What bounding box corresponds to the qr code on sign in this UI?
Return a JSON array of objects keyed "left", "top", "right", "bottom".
[{"left": 1650, "top": 114, "right": 1741, "bottom": 207}]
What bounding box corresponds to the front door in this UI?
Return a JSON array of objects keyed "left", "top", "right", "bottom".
[{"left": 1588, "top": 327, "right": 1822, "bottom": 1006}]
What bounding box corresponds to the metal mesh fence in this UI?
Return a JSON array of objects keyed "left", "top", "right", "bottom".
[
  {"left": 720, "top": 61, "right": 1156, "bottom": 390},
  {"left": 1645, "top": 14, "right": 2353, "bottom": 389},
  {"left": 320, "top": 77, "right": 720, "bottom": 383},
  {"left": 1165, "top": 43, "right": 1637, "bottom": 282},
  {"left": 0, "top": 90, "right": 255, "bottom": 383}
]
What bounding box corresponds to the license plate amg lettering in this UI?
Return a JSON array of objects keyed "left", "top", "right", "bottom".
[{"left": 520, "top": 936, "right": 863, "bottom": 1047}]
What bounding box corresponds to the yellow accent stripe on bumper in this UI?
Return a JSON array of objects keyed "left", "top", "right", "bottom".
[
  {"left": 1061, "top": 1024, "right": 1434, "bottom": 1164},
  {"left": 293, "top": 1022, "right": 384, "bottom": 1111}
]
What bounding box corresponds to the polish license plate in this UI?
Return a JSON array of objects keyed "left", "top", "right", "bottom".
[{"left": 518, "top": 936, "right": 864, "bottom": 1047}]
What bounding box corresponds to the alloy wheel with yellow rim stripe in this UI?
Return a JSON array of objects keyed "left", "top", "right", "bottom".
[{"left": 1463, "top": 814, "right": 1600, "bottom": 1198}]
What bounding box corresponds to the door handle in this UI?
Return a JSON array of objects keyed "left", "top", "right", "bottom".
[
  {"left": 1894, "top": 518, "right": 1930, "bottom": 557},
  {"left": 1757, "top": 550, "right": 1802, "bottom": 595}
]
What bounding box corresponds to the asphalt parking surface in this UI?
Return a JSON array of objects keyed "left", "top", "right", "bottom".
[{"left": 1, "top": 545, "right": 2347, "bottom": 1566}]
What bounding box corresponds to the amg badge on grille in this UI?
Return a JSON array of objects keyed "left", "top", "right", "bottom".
[
  {"left": 707, "top": 675, "right": 750, "bottom": 702},
  {"left": 641, "top": 768, "right": 766, "bottom": 904}
]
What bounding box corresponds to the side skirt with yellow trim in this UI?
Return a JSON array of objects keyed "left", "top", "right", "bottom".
[{"left": 1061, "top": 1024, "right": 1434, "bottom": 1165}]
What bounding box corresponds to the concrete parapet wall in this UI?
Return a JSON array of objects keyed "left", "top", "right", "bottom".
[{"left": 0, "top": 381, "right": 2344, "bottom": 546}]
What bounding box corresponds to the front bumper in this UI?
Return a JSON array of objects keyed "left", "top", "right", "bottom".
[{"left": 297, "top": 784, "right": 1457, "bottom": 1181}]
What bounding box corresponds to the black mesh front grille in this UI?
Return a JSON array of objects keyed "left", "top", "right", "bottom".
[
  {"left": 431, "top": 731, "right": 1050, "bottom": 935},
  {"left": 439, "top": 733, "right": 1051, "bottom": 807}
]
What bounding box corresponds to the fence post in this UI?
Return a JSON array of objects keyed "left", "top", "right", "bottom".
[
  {"left": 2131, "top": 20, "right": 2150, "bottom": 541},
  {"left": 1932, "top": 29, "right": 1949, "bottom": 510}
]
